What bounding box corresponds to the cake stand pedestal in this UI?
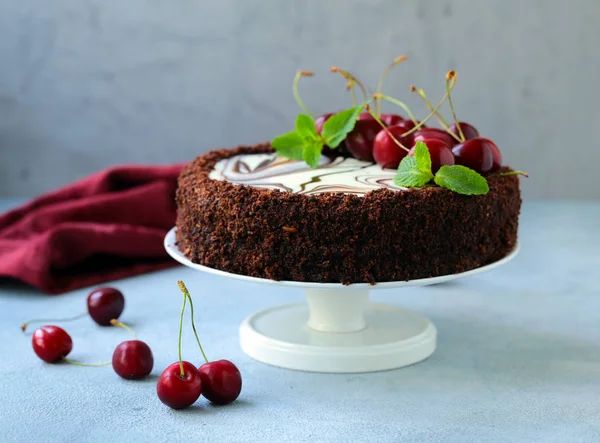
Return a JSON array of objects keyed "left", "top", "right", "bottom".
[{"left": 165, "top": 228, "right": 519, "bottom": 373}]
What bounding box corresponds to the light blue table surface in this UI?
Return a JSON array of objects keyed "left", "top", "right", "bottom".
[{"left": 1, "top": 199, "right": 599, "bottom": 443}]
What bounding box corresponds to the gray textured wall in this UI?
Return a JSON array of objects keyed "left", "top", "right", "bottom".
[{"left": 1, "top": 0, "right": 599, "bottom": 198}]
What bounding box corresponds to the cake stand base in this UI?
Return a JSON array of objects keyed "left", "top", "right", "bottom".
[{"left": 239, "top": 289, "right": 436, "bottom": 373}]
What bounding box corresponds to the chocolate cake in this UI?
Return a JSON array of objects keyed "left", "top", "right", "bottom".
[{"left": 175, "top": 143, "right": 521, "bottom": 284}]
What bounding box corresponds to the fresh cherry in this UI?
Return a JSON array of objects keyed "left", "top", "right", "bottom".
[
  {"left": 157, "top": 361, "right": 203, "bottom": 409},
  {"left": 449, "top": 121, "right": 479, "bottom": 141},
  {"left": 358, "top": 112, "right": 375, "bottom": 121},
  {"left": 452, "top": 137, "right": 502, "bottom": 173},
  {"left": 373, "top": 126, "right": 411, "bottom": 169},
  {"left": 314, "top": 113, "right": 333, "bottom": 136},
  {"left": 413, "top": 128, "right": 455, "bottom": 147},
  {"left": 380, "top": 113, "right": 404, "bottom": 126},
  {"left": 408, "top": 138, "right": 455, "bottom": 173},
  {"left": 112, "top": 340, "right": 154, "bottom": 379},
  {"left": 32, "top": 326, "right": 73, "bottom": 363},
  {"left": 87, "top": 287, "right": 125, "bottom": 326},
  {"left": 344, "top": 119, "right": 382, "bottom": 161},
  {"left": 198, "top": 360, "right": 243, "bottom": 405}
]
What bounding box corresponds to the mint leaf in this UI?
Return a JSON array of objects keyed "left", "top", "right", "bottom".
[
  {"left": 413, "top": 141, "right": 432, "bottom": 173},
  {"left": 393, "top": 156, "right": 434, "bottom": 187},
  {"left": 296, "top": 114, "right": 318, "bottom": 139},
  {"left": 434, "top": 165, "right": 489, "bottom": 195},
  {"left": 272, "top": 131, "right": 305, "bottom": 160},
  {"left": 302, "top": 140, "right": 322, "bottom": 168},
  {"left": 321, "top": 106, "right": 363, "bottom": 148}
]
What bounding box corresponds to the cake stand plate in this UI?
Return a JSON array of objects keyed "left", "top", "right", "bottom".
[{"left": 164, "top": 228, "right": 519, "bottom": 373}]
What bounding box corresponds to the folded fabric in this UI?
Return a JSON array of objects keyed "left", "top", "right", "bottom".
[{"left": 0, "top": 164, "right": 184, "bottom": 294}]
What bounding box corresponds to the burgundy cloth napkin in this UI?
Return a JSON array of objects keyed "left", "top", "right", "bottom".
[{"left": 0, "top": 164, "right": 184, "bottom": 294}]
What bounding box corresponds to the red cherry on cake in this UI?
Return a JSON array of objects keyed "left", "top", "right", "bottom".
[
  {"left": 449, "top": 122, "right": 479, "bottom": 141},
  {"left": 381, "top": 114, "right": 404, "bottom": 126},
  {"left": 413, "top": 128, "right": 456, "bottom": 147},
  {"left": 373, "top": 126, "right": 412, "bottom": 169},
  {"left": 198, "top": 360, "right": 243, "bottom": 405},
  {"left": 345, "top": 119, "right": 382, "bottom": 161},
  {"left": 157, "top": 361, "right": 203, "bottom": 409},
  {"left": 87, "top": 287, "right": 125, "bottom": 326},
  {"left": 32, "top": 325, "right": 73, "bottom": 363},
  {"left": 452, "top": 137, "right": 502, "bottom": 173},
  {"left": 408, "top": 138, "right": 455, "bottom": 174}
]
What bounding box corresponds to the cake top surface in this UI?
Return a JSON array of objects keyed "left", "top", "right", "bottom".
[{"left": 209, "top": 153, "right": 407, "bottom": 196}]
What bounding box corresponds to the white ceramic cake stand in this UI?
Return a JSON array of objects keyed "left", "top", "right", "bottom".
[{"left": 164, "top": 228, "right": 519, "bottom": 373}]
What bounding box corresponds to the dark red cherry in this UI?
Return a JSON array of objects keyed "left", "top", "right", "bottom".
[
  {"left": 452, "top": 137, "right": 502, "bottom": 173},
  {"left": 345, "top": 119, "right": 382, "bottom": 161},
  {"left": 381, "top": 114, "right": 404, "bottom": 126},
  {"left": 198, "top": 360, "right": 243, "bottom": 405},
  {"left": 87, "top": 287, "right": 125, "bottom": 326},
  {"left": 32, "top": 326, "right": 73, "bottom": 363},
  {"left": 157, "top": 361, "right": 203, "bottom": 409},
  {"left": 358, "top": 112, "right": 375, "bottom": 121},
  {"left": 314, "top": 113, "right": 333, "bottom": 136},
  {"left": 112, "top": 340, "right": 154, "bottom": 380},
  {"left": 408, "top": 138, "right": 455, "bottom": 174},
  {"left": 413, "top": 128, "right": 455, "bottom": 147},
  {"left": 373, "top": 126, "right": 412, "bottom": 169},
  {"left": 449, "top": 122, "right": 479, "bottom": 141}
]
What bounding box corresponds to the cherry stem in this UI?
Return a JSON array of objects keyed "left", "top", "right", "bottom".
[
  {"left": 21, "top": 312, "right": 87, "bottom": 332},
  {"left": 346, "top": 80, "right": 357, "bottom": 107},
  {"left": 292, "top": 71, "right": 315, "bottom": 118},
  {"left": 63, "top": 357, "right": 111, "bottom": 367},
  {"left": 410, "top": 87, "right": 461, "bottom": 143},
  {"left": 376, "top": 55, "right": 407, "bottom": 116},
  {"left": 110, "top": 319, "right": 138, "bottom": 340},
  {"left": 365, "top": 104, "right": 409, "bottom": 152},
  {"left": 399, "top": 80, "right": 456, "bottom": 138},
  {"left": 490, "top": 171, "right": 529, "bottom": 178},
  {"left": 445, "top": 70, "right": 464, "bottom": 141},
  {"left": 178, "top": 281, "right": 209, "bottom": 364},
  {"left": 371, "top": 93, "right": 418, "bottom": 125},
  {"left": 177, "top": 285, "right": 187, "bottom": 377},
  {"left": 331, "top": 67, "right": 368, "bottom": 104}
]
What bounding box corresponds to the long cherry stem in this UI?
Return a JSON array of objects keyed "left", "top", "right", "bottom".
[
  {"left": 178, "top": 281, "right": 209, "bottom": 364},
  {"left": 331, "top": 67, "right": 368, "bottom": 104},
  {"left": 178, "top": 287, "right": 187, "bottom": 377},
  {"left": 347, "top": 80, "right": 357, "bottom": 107},
  {"left": 410, "top": 86, "right": 462, "bottom": 143},
  {"left": 292, "top": 70, "right": 315, "bottom": 118},
  {"left": 371, "top": 93, "right": 418, "bottom": 124},
  {"left": 110, "top": 319, "right": 138, "bottom": 339},
  {"left": 376, "top": 55, "right": 407, "bottom": 116},
  {"left": 365, "top": 104, "right": 409, "bottom": 152},
  {"left": 63, "top": 357, "right": 111, "bottom": 367},
  {"left": 445, "top": 70, "right": 464, "bottom": 141},
  {"left": 21, "top": 312, "right": 87, "bottom": 332}
]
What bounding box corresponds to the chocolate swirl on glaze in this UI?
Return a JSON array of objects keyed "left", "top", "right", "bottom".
[{"left": 209, "top": 153, "right": 407, "bottom": 196}]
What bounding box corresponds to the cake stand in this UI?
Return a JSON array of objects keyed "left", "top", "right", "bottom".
[{"left": 164, "top": 228, "right": 519, "bottom": 373}]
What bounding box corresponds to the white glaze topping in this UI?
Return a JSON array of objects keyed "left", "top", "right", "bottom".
[{"left": 209, "top": 153, "right": 407, "bottom": 196}]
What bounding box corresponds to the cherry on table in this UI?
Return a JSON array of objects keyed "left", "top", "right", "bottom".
[
  {"left": 373, "top": 126, "right": 412, "bottom": 169},
  {"left": 449, "top": 121, "right": 479, "bottom": 141},
  {"left": 413, "top": 128, "right": 456, "bottom": 148},
  {"left": 198, "top": 360, "right": 243, "bottom": 405},
  {"left": 408, "top": 138, "right": 455, "bottom": 173},
  {"left": 87, "top": 287, "right": 125, "bottom": 326},
  {"left": 32, "top": 325, "right": 73, "bottom": 363},
  {"left": 157, "top": 361, "right": 203, "bottom": 409},
  {"left": 112, "top": 340, "right": 154, "bottom": 380},
  {"left": 452, "top": 137, "right": 502, "bottom": 173},
  {"left": 345, "top": 119, "right": 382, "bottom": 161}
]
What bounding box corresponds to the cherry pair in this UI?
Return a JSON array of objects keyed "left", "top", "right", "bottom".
[
  {"left": 156, "top": 281, "right": 242, "bottom": 410},
  {"left": 25, "top": 287, "right": 154, "bottom": 380}
]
